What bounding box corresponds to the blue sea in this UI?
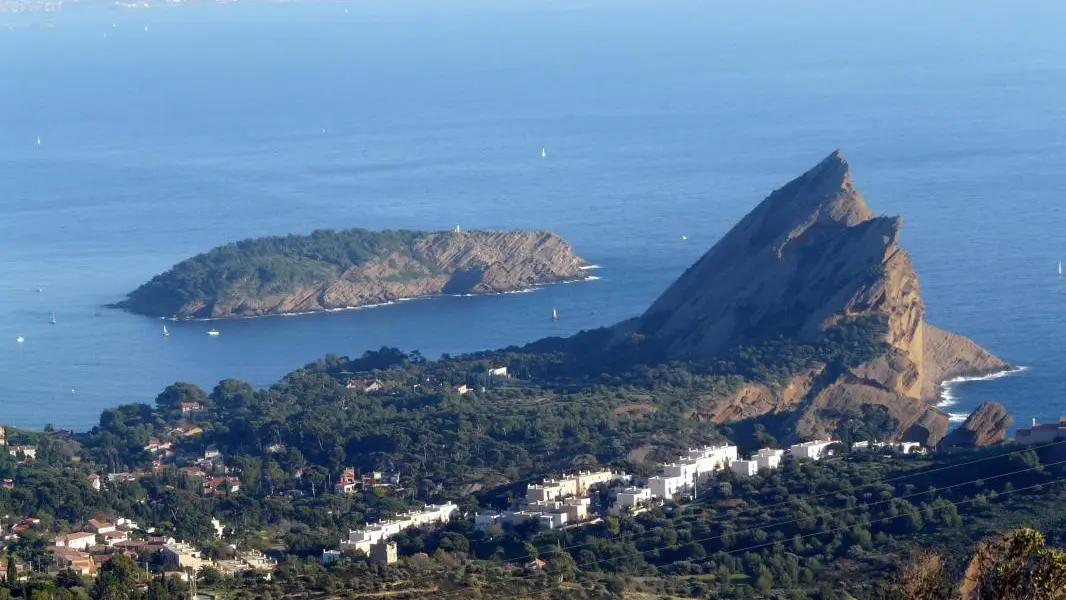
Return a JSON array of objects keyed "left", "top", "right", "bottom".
[{"left": 1, "top": 0, "right": 1065, "bottom": 430}]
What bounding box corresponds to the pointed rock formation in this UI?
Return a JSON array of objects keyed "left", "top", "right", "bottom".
[
  {"left": 620, "top": 150, "right": 1009, "bottom": 444},
  {"left": 939, "top": 402, "right": 1013, "bottom": 448}
]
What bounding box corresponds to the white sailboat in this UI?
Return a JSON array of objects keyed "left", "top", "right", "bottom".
[
  {"left": 50, "top": 311, "right": 56, "bottom": 325},
  {"left": 551, "top": 307, "right": 558, "bottom": 322},
  {"left": 15, "top": 336, "right": 24, "bottom": 344},
  {"left": 1059, "top": 261, "right": 1062, "bottom": 278},
  {"left": 541, "top": 148, "right": 547, "bottom": 158},
  {"left": 162, "top": 324, "right": 170, "bottom": 337},
  {"left": 36, "top": 135, "right": 41, "bottom": 147},
  {"left": 207, "top": 329, "right": 220, "bottom": 336}
]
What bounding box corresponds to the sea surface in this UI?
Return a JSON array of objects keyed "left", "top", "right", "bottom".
[{"left": 1, "top": 0, "right": 1065, "bottom": 430}]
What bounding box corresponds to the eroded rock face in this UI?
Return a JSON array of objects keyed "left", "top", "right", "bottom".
[
  {"left": 939, "top": 402, "right": 1014, "bottom": 448},
  {"left": 123, "top": 230, "right": 590, "bottom": 319},
  {"left": 624, "top": 150, "right": 1008, "bottom": 445}
]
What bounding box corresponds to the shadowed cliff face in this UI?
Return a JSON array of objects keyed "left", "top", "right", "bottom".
[{"left": 624, "top": 150, "right": 1008, "bottom": 445}]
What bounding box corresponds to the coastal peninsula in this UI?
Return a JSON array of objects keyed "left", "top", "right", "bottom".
[{"left": 116, "top": 228, "right": 591, "bottom": 319}]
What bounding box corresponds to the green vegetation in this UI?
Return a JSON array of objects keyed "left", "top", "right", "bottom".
[
  {"left": 0, "top": 318, "right": 1042, "bottom": 599},
  {"left": 117, "top": 228, "right": 432, "bottom": 317}
]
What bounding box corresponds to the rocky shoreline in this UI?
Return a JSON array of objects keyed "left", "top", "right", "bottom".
[{"left": 116, "top": 228, "right": 593, "bottom": 319}]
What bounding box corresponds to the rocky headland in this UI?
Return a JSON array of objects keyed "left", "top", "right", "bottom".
[
  {"left": 116, "top": 229, "right": 591, "bottom": 319},
  {"left": 600, "top": 150, "right": 1010, "bottom": 445}
]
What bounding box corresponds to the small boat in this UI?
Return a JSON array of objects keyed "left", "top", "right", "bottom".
[
  {"left": 551, "top": 308, "right": 558, "bottom": 322},
  {"left": 541, "top": 148, "right": 547, "bottom": 158},
  {"left": 50, "top": 311, "right": 56, "bottom": 325},
  {"left": 681, "top": 235, "right": 688, "bottom": 241},
  {"left": 36, "top": 135, "right": 41, "bottom": 147},
  {"left": 15, "top": 336, "right": 24, "bottom": 344},
  {"left": 162, "top": 324, "right": 170, "bottom": 337},
  {"left": 1059, "top": 261, "right": 1062, "bottom": 278},
  {"left": 207, "top": 329, "right": 220, "bottom": 336}
]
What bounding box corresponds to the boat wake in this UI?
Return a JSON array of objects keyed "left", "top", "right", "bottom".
[{"left": 936, "top": 366, "right": 1029, "bottom": 409}]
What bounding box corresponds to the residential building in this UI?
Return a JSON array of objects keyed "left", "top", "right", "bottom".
[
  {"left": 143, "top": 439, "right": 171, "bottom": 454},
  {"left": 1016, "top": 418, "right": 1066, "bottom": 445},
  {"left": 340, "top": 503, "right": 459, "bottom": 554},
  {"left": 203, "top": 447, "right": 221, "bottom": 460},
  {"left": 527, "top": 497, "right": 590, "bottom": 523},
  {"left": 335, "top": 467, "right": 359, "bottom": 494},
  {"left": 453, "top": 384, "right": 470, "bottom": 395},
  {"left": 852, "top": 441, "right": 887, "bottom": 452},
  {"left": 116, "top": 517, "right": 139, "bottom": 531},
  {"left": 88, "top": 473, "right": 102, "bottom": 491},
  {"left": 161, "top": 542, "right": 208, "bottom": 570},
  {"left": 648, "top": 474, "right": 685, "bottom": 499},
  {"left": 101, "top": 531, "right": 129, "bottom": 546},
  {"left": 538, "top": 512, "right": 567, "bottom": 530},
  {"left": 896, "top": 442, "right": 923, "bottom": 455},
  {"left": 525, "top": 469, "right": 620, "bottom": 503},
  {"left": 789, "top": 440, "right": 836, "bottom": 461},
  {"left": 730, "top": 460, "right": 759, "bottom": 477},
  {"left": 51, "top": 547, "right": 95, "bottom": 576},
  {"left": 474, "top": 513, "right": 504, "bottom": 531},
  {"left": 8, "top": 445, "right": 36, "bottom": 460},
  {"left": 615, "top": 486, "right": 652, "bottom": 511},
  {"left": 488, "top": 366, "right": 508, "bottom": 377},
  {"left": 321, "top": 549, "right": 342, "bottom": 565},
  {"left": 754, "top": 448, "right": 784, "bottom": 471},
  {"left": 237, "top": 549, "right": 274, "bottom": 571},
  {"left": 265, "top": 443, "right": 287, "bottom": 454},
  {"left": 88, "top": 519, "right": 116, "bottom": 534},
  {"left": 370, "top": 540, "right": 398, "bottom": 565},
  {"left": 179, "top": 401, "right": 203, "bottom": 414},
  {"left": 55, "top": 532, "right": 96, "bottom": 550},
  {"left": 347, "top": 379, "right": 384, "bottom": 394}
]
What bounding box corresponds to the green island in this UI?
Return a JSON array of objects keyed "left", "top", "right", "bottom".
[
  {"left": 1, "top": 152, "right": 1057, "bottom": 599},
  {"left": 114, "top": 228, "right": 591, "bottom": 320}
]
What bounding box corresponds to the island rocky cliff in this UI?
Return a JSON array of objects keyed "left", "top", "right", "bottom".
[
  {"left": 118, "top": 229, "right": 591, "bottom": 319},
  {"left": 607, "top": 150, "right": 1009, "bottom": 445}
]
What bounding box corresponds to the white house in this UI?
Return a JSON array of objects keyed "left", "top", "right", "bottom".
[
  {"left": 538, "top": 512, "right": 567, "bottom": 530},
  {"left": 54, "top": 532, "right": 96, "bottom": 551},
  {"left": 730, "top": 460, "right": 759, "bottom": 477},
  {"left": 615, "top": 486, "right": 652, "bottom": 511},
  {"left": 789, "top": 440, "right": 835, "bottom": 461},
  {"left": 896, "top": 442, "right": 923, "bottom": 455},
  {"left": 162, "top": 542, "right": 208, "bottom": 570},
  {"left": 341, "top": 502, "right": 459, "bottom": 553},
  {"left": 648, "top": 474, "right": 686, "bottom": 499},
  {"left": 754, "top": 448, "right": 784, "bottom": 471},
  {"left": 88, "top": 519, "right": 116, "bottom": 534}
]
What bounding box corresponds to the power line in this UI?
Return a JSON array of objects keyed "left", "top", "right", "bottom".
[{"left": 420, "top": 454, "right": 1066, "bottom": 599}]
